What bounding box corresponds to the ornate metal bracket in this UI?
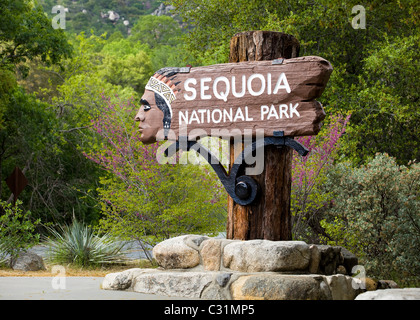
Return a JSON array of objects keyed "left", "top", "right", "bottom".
[{"left": 164, "top": 131, "right": 308, "bottom": 206}]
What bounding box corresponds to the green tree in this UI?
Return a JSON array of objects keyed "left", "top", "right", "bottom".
[
  {"left": 99, "top": 38, "right": 153, "bottom": 92},
  {"left": 322, "top": 153, "right": 420, "bottom": 284},
  {"left": 0, "top": 68, "right": 17, "bottom": 125},
  {"left": 0, "top": 0, "right": 72, "bottom": 73},
  {"left": 0, "top": 88, "right": 100, "bottom": 224},
  {"left": 129, "top": 14, "right": 194, "bottom": 70},
  {"left": 343, "top": 34, "right": 420, "bottom": 164},
  {"left": 130, "top": 15, "right": 182, "bottom": 49},
  {"left": 0, "top": 0, "right": 72, "bottom": 125},
  {"left": 39, "top": 0, "right": 162, "bottom": 36},
  {"left": 0, "top": 2, "right": 106, "bottom": 226}
]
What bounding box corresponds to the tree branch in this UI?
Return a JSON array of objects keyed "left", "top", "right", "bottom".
[{"left": 59, "top": 125, "right": 91, "bottom": 133}]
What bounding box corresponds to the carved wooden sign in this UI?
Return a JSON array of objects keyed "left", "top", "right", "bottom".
[{"left": 135, "top": 56, "right": 332, "bottom": 144}]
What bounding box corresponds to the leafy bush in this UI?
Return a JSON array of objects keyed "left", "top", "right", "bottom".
[
  {"left": 44, "top": 219, "right": 128, "bottom": 267},
  {"left": 0, "top": 200, "right": 40, "bottom": 267},
  {"left": 322, "top": 153, "right": 420, "bottom": 284}
]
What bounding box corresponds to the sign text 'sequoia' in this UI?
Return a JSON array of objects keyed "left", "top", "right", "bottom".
[{"left": 183, "top": 73, "right": 291, "bottom": 102}]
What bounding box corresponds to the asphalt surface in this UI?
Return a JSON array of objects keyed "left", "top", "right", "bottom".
[
  {"left": 1, "top": 237, "right": 226, "bottom": 300},
  {"left": 0, "top": 276, "right": 189, "bottom": 300}
]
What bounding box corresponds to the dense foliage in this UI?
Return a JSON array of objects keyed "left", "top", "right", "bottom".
[
  {"left": 321, "top": 154, "right": 419, "bottom": 285},
  {"left": 0, "top": 0, "right": 418, "bottom": 284},
  {"left": 0, "top": 200, "right": 40, "bottom": 267}
]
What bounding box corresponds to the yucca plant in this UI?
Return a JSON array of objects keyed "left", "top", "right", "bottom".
[
  {"left": 44, "top": 219, "right": 128, "bottom": 267},
  {"left": 0, "top": 240, "right": 9, "bottom": 267}
]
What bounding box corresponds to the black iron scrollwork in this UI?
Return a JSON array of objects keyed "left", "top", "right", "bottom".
[{"left": 164, "top": 131, "right": 308, "bottom": 206}]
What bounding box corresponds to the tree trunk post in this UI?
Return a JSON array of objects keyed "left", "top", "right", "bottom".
[{"left": 226, "top": 31, "right": 300, "bottom": 241}]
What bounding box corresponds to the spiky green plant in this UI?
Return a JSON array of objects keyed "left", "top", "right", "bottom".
[{"left": 44, "top": 219, "right": 128, "bottom": 267}]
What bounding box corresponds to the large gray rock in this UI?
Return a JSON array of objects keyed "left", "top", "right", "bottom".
[
  {"left": 102, "top": 268, "right": 151, "bottom": 290},
  {"left": 201, "top": 238, "right": 222, "bottom": 271},
  {"left": 314, "top": 245, "right": 343, "bottom": 275},
  {"left": 308, "top": 245, "right": 321, "bottom": 273},
  {"left": 230, "top": 274, "right": 332, "bottom": 300},
  {"left": 12, "top": 252, "right": 45, "bottom": 271},
  {"left": 152, "top": 235, "right": 201, "bottom": 269},
  {"left": 132, "top": 271, "right": 215, "bottom": 299},
  {"left": 326, "top": 274, "right": 362, "bottom": 300},
  {"left": 340, "top": 247, "right": 358, "bottom": 275},
  {"left": 223, "top": 240, "right": 310, "bottom": 272},
  {"left": 355, "top": 288, "right": 420, "bottom": 300}
]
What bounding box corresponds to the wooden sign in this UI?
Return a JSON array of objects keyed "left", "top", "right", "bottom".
[{"left": 136, "top": 56, "right": 332, "bottom": 144}]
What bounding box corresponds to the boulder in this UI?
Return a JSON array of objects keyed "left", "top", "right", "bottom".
[
  {"left": 200, "top": 239, "right": 222, "bottom": 271},
  {"left": 223, "top": 240, "right": 310, "bottom": 272},
  {"left": 12, "top": 252, "right": 45, "bottom": 271},
  {"left": 230, "top": 274, "right": 332, "bottom": 300},
  {"left": 132, "top": 271, "right": 215, "bottom": 299},
  {"left": 326, "top": 274, "right": 362, "bottom": 300},
  {"left": 340, "top": 247, "right": 358, "bottom": 275},
  {"left": 152, "top": 3, "right": 175, "bottom": 17},
  {"left": 377, "top": 280, "right": 399, "bottom": 289},
  {"left": 355, "top": 288, "right": 420, "bottom": 300},
  {"left": 152, "top": 235, "right": 200, "bottom": 269},
  {"left": 308, "top": 244, "right": 321, "bottom": 273},
  {"left": 102, "top": 268, "right": 157, "bottom": 290},
  {"left": 315, "top": 245, "right": 343, "bottom": 275}
]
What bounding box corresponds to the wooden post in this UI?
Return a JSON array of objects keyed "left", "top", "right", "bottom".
[{"left": 226, "top": 31, "right": 300, "bottom": 241}]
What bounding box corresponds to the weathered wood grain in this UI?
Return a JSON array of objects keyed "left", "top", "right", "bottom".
[
  {"left": 226, "top": 31, "right": 310, "bottom": 241},
  {"left": 167, "top": 56, "right": 331, "bottom": 139},
  {"left": 229, "top": 31, "right": 300, "bottom": 62}
]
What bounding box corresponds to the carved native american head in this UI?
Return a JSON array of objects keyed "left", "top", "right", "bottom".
[{"left": 135, "top": 67, "right": 189, "bottom": 144}]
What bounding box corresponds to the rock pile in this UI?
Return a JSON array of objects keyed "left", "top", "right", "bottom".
[
  {"left": 152, "top": 3, "right": 176, "bottom": 17},
  {"left": 151, "top": 235, "right": 357, "bottom": 275},
  {"left": 103, "top": 234, "right": 363, "bottom": 300}
]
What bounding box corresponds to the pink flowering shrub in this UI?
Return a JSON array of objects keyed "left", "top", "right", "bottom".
[{"left": 291, "top": 113, "right": 350, "bottom": 241}]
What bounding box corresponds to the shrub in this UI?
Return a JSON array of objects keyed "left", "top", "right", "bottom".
[
  {"left": 291, "top": 113, "right": 350, "bottom": 242},
  {"left": 322, "top": 153, "right": 420, "bottom": 284},
  {"left": 0, "top": 200, "right": 40, "bottom": 267},
  {"left": 44, "top": 219, "right": 128, "bottom": 267}
]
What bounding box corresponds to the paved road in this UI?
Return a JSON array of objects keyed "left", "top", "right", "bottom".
[{"left": 0, "top": 277, "right": 189, "bottom": 300}]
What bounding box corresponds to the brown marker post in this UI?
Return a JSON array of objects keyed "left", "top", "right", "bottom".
[{"left": 226, "top": 31, "right": 300, "bottom": 241}]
